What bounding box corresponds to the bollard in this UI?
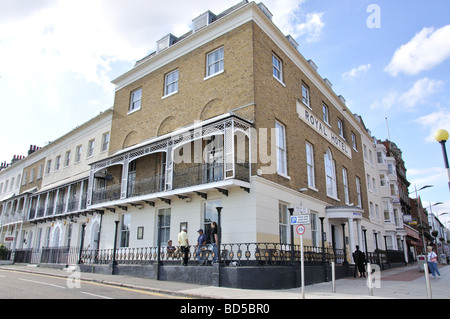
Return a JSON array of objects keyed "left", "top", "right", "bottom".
[
  {"left": 424, "top": 263, "right": 432, "bottom": 299},
  {"left": 331, "top": 261, "right": 336, "bottom": 293}
]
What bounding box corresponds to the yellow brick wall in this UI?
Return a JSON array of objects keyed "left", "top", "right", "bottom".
[{"left": 109, "top": 22, "right": 256, "bottom": 154}]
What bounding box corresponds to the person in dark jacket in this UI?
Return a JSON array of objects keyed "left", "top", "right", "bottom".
[{"left": 353, "top": 245, "right": 366, "bottom": 278}]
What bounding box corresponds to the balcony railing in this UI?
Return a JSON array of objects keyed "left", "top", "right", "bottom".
[
  {"left": 91, "top": 161, "right": 250, "bottom": 205},
  {"left": 92, "top": 184, "right": 121, "bottom": 205}
]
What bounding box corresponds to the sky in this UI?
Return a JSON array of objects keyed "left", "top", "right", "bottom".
[{"left": 0, "top": 0, "right": 449, "bottom": 225}]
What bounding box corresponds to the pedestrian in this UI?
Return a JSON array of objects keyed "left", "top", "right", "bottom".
[
  {"left": 196, "top": 229, "right": 208, "bottom": 265},
  {"left": 352, "top": 245, "right": 366, "bottom": 278},
  {"left": 178, "top": 227, "right": 190, "bottom": 266},
  {"left": 427, "top": 246, "right": 441, "bottom": 278},
  {"left": 166, "top": 239, "right": 176, "bottom": 255},
  {"left": 210, "top": 221, "right": 219, "bottom": 263}
]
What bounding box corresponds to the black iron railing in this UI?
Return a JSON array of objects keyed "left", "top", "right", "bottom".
[
  {"left": 13, "top": 244, "right": 406, "bottom": 268},
  {"left": 91, "top": 161, "right": 250, "bottom": 205},
  {"left": 77, "top": 243, "right": 346, "bottom": 266}
]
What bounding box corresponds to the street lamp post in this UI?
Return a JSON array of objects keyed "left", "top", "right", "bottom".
[
  {"left": 434, "top": 129, "right": 450, "bottom": 192},
  {"left": 288, "top": 208, "right": 295, "bottom": 261},
  {"left": 411, "top": 184, "right": 433, "bottom": 254}
]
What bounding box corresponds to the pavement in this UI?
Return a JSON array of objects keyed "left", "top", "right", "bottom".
[{"left": 0, "top": 262, "right": 449, "bottom": 299}]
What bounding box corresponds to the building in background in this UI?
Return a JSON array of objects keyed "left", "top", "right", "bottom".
[{"left": 2, "top": 2, "right": 440, "bottom": 280}]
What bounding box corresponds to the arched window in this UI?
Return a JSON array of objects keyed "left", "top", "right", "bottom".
[{"left": 324, "top": 149, "right": 337, "bottom": 198}]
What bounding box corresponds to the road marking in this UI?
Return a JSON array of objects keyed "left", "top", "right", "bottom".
[
  {"left": 80, "top": 291, "right": 113, "bottom": 299},
  {"left": 0, "top": 269, "right": 189, "bottom": 299},
  {"left": 19, "top": 278, "right": 66, "bottom": 289}
]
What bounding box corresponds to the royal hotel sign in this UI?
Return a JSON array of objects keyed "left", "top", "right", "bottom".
[{"left": 296, "top": 101, "right": 352, "bottom": 159}]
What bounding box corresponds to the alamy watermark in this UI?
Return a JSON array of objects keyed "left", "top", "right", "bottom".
[
  {"left": 65, "top": 265, "right": 81, "bottom": 289},
  {"left": 367, "top": 263, "right": 381, "bottom": 290},
  {"left": 367, "top": 4, "right": 381, "bottom": 29}
]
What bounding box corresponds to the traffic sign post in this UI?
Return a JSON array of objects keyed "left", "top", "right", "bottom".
[
  {"left": 296, "top": 224, "right": 306, "bottom": 299},
  {"left": 296, "top": 224, "right": 306, "bottom": 235},
  {"left": 289, "top": 208, "right": 310, "bottom": 299},
  {"left": 290, "top": 214, "right": 310, "bottom": 226}
]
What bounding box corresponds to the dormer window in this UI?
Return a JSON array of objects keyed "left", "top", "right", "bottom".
[
  {"left": 193, "top": 11, "right": 216, "bottom": 33},
  {"left": 157, "top": 34, "right": 177, "bottom": 53}
]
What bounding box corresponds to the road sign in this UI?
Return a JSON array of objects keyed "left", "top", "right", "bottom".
[
  {"left": 294, "top": 206, "right": 310, "bottom": 214},
  {"left": 296, "top": 224, "right": 306, "bottom": 236},
  {"left": 290, "top": 214, "right": 310, "bottom": 225}
]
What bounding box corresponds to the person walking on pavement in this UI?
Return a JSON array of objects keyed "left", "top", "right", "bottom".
[
  {"left": 178, "top": 227, "right": 190, "bottom": 266},
  {"left": 210, "top": 221, "right": 219, "bottom": 263},
  {"left": 427, "top": 246, "right": 441, "bottom": 278},
  {"left": 353, "top": 245, "right": 366, "bottom": 278},
  {"left": 196, "top": 229, "right": 208, "bottom": 265}
]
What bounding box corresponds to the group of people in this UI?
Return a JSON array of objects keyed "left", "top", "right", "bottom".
[
  {"left": 166, "top": 221, "right": 219, "bottom": 266},
  {"left": 352, "top": 245, "right": 443, "bottom": 279}
]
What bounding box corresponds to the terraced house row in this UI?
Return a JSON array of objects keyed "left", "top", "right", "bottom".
[{"left": 0, "top": 1, "right": 427, "bottom": 287}]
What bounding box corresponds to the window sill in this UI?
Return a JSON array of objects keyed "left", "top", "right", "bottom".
[
  {"left": 326, "top": 194, "right": 340, "bottom": 202},
  {"left": 277, "top": 172, "right": 291, "bottom": 180},
  {"left": 273, "top": 75, "right": 286, "bottom": 87},
  {"left": 204, "top": 70, "right": 224, "bottom": 81},
  {"left": 127, "top": 108, "right": 141, "bottom": 115},
  {"left": 162, "top": 91, "right": 178, "bottom": 100}
]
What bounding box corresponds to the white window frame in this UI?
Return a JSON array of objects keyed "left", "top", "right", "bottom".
[
  {"left": 322, "top": 104, "right": 329, "bottom": 124},
  {"left": 65, "top": 151, "right": 71, "bottom": 167},
  {"left": 46, "top": 160, "right": 52, "bottom": 175},
  {"left": 101, "top": 132, "right": 110, "bottom": 152},
  {"left": 310, "top": 212, "right": 319, "bottom": 247},
  {"left": 272, "top": 53, "right": 284, "bottom": 84},
  {"left": 306, "top": 142, "right": 315, "bottom": 189},
  {"left": 36, "top": 165, "right": 42, "bottom": 180},
  {"left": 338, "top": 119, "right": 344, "bottom": 137},
  {"left": 324, "top": 149, "right": 337, "bottom": 199},
  {"left": 87, "top": 139, "right": 95, "bottom": 158},
  {"left": 279, "top": 202, "right": 290, "bottom": 244},
  {"left": 55, "top": 156, "right": 61, "bottom": 171},
  {"left": 343, "top": 167, "right": 349, "bottom": 204},
  {"left": 275, "top": 121, "right": 288, "bottom": 177},
  {"left": 205, "top": 47, "right": 224, "bottom": 79},
  {"left": 120, "top": 213, "right": 131, "bottom": 248},
  {"left": 351, "top": 132, "right": 357, "bottom": 150},
  {"left": 157, "top": 208, "right": 171, "bottom": 246},
  {"left": 302, "top": 83, "right": 310, "bottom": 107},
  {"left": 129, "top": 88, "right": 142, "bottom": 113},
  {"left": 75, "top": 145, "right": 82, "bottom": 163},
  {"left": 356, "top": 177, "right": 362, "bottom": 208},
  {"left": 164, "top": 69, "right": 179, "bottom": 97}
]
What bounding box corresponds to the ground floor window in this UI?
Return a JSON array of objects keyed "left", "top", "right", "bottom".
[
  {"left": 279, "top": 202, "right": 289, "bottom": 244},
  {"left": 120, "top": 214, "right": 131, "bottom": 247},
  {"left": 203, "top": 199, "right": 222, "bottom": 243},
  {"left": 158, "top": 208, "right": 171, "bottom": 246},
  {"left": 310, "top": 212, "right": 319, "bottom": 247}
]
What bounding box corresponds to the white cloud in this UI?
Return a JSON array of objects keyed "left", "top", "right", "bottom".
[
  {"left": 414, "top": 110, "right": 450, "bottom": 143},
  {"left": 385, "top": 24, "right": 450, "bottom": 76},
  {"left": 370, "top": 78, "right": 443, "bottom": 111},
  {"left": 342, "top": 64, "right": 371, "bottom": 81},
  {"left": 398, "top": 78, "right": 443, "bottom": 110},
  {"left": 265, "top": 0, "right": 324, "bottom": 43},
  {"left": 296, "top": 12, "right": 325, "bottom": 43}
]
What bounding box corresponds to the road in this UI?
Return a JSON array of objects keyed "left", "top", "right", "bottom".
[{"left": 0, "top": 268, "right": 189, "bottom": 299}]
